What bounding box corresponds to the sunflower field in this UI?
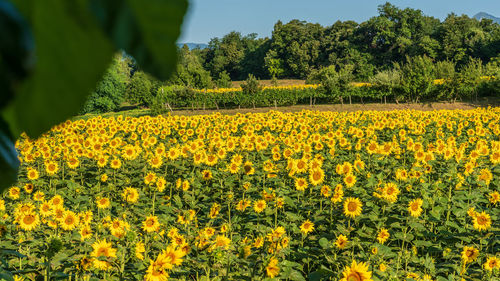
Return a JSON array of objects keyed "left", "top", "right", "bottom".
[{"left": 1, "top": 108, "right": 499, "bottom": 281}]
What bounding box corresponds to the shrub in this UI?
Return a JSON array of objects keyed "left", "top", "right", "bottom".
[
  {"left": 241, "top": 74, "right": 262, "bottom": 108},
  {"left": 126, "top": 71, "right": 153, "bottom": 107},
  {"left": 395, "top": 55, "right": 434, "bottom": 103}
]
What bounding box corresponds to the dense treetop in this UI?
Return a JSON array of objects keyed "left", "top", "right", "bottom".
[{"left": 187, "top": 2, "right": 500, "bottom": 81}]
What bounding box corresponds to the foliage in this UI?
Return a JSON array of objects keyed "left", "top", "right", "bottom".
[
  {"left": 215, "top": 70, "right": 232, "bottom": 89},
  {"left": 170, "top": 45, "right": 213, "bottom": 89},
  {"left": 458, "top": 58, "right": 485, "bottom": 100},
  {"left": 395, "top": 55, "right": 435, "bottom": 103},
  {"left": 240, "top": 74, "right": 263, "bottom": 107},
  {"left": 194, "top": 2, "right": 500, "bottom": 83},
  {"left": 370, "top": 69, "right": 401, "bottom": 102},
  {"left": 432, "top": 60, "right": 460, "bottom": 101},
  {"left": 0, "top": 0, "right": 188, "bottom": 191},
  {"left": 82, "top": 53, "right": 134, "bottom": 114},
  {"left": 3, "top": 108, "right": 499, "bottom": 280},
  {"left": 126, "top": 71, "right": 154, "bottom": 107}
]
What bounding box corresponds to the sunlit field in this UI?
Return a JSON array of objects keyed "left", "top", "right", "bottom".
[{"left": 2, "top": 108, "right": 499, "bottom": 281}]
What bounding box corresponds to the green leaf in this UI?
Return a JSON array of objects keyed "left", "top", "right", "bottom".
[
  {"left": 4, "top": 0, "right": 113, "bottom": 138},
  {"left": 318, "top": 237, "right": 329, "bottom": 249},
  {"left": 90, "top": 0, "right": 188, "bottom": 80},
  {"left": 128, "top": 0, "right": 187, "bottom": 80},
  {"left": 288, "top": 270, "right": 306, "bottom": 281}
]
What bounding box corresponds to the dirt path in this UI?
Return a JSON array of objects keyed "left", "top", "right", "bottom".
[{"left": 168, "top": 98, "right": 499, "bottom": 116}]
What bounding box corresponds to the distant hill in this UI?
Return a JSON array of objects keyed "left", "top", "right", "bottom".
[
  {"left": 176, "top": 43, "right": 209, "bottom": 50},
  {"left": 474, "top": 12, "right": 500, "bottom": 24}
]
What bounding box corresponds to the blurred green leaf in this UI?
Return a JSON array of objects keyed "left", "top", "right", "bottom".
[
  {"left": 4, "top": 0, "right": 113, "bottom": 138},
  {"left": 90, "top": 0, "right": 188, "bottom": 80},
  {"left": 0, "top": 0, "right": 188, "bottom": 191}
]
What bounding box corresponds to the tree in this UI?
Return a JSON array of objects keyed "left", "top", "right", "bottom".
[
  {"left": 82, "top": 52, "right": 134, "bottom": 113},
  {"left": 216, "top": 70, "right": 232, "bottom": 88},
  {"left": 394, "top": 55, "right": 435, "bottom": 102},
  {"left": 433, "top": 60, "right": 459, "bottom": 101},
  {"left": 126, "top": 71, "right": 153, "bottom": 107},
  {"left": 241, "top": 74, "right": 262, "bottom": 108},
  {"left": 370, "top": 69, "right": 401, "bottom": 103},
  {"left": 458, "top": 58, "right": 484, "bottom": 101},
  {"left": 171, "top": 45, "right": 212, "bottom": 89}
]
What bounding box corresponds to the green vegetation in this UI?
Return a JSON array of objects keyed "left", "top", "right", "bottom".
[{"left": 82, "top": 2, "right": 500, "bottom": 114}]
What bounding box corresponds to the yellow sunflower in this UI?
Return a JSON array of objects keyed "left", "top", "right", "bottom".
[
  {"left": 142, "top": 215, "right": 160, "bottom": 233},
  {"left": 484, "top": 256, "right": 500, "bottom": 271},
  {"left": 309, "top": 168, "right": 325, "bottom": 186},
  {"left": 135, "top": 241, "right": 145, "bottom": 260},
  {"left": 300, "top": 220, "right": 315, "bottom": 235},
  {"left": 27, "top": 168, "right": 39, "bottom": 180},
  {"left": 335, "top": 234, "right": 348, "bottom": 249},
  {"left": 45, "top": 161, "right": 59, "bottom": 175},
  {"left": 59, "top": 210, "right": 79, "bottom": 231},
  {"left": 201, "top": 170, "right": 212, "bottom": 180},
  {"left": 294, "top": 177, "right": 308, "bottom": 191},
  {"left": 213, "top": 235, "right": 231, "bottom": 250},
  {"left": 489, "top": 191, "right": 500, "bottom": 204},
  {"left": 90, "top": 239, "right": 117, "bottom": 270},
  {"left": 157, "top": 245, "right": 186, "bottom": 269},
  {"left": 254, "top": 200, "right": 267, "bottom": 213},
  {"left": 461, "top": 246, "right": 479, "bottom": 264},
  {"left": 340, "top": 260, "right": 373, "bottom": 281},
  {"left": 96, "top": 197, "right": 111, "bottom": 209},
  {"left": 79, "top": 225, "right": 92, "bottom": 241},
  {"left": 408, "top": 198, "right": 423, "bottom": 217},
  {"left": 18, "top": 212, "right": 40, "bottom": 231},
  {"left": 145, "top": 259, "right": 170, "bottom": 281},
  {"left": 343, "top": 173, "right": 356, "bottom": 188},
  {"left": 343, "top": 197, "right": 363, "bottom": 218},
  {"left": 266, "top": 257, "right": 280, "bottom": 278},
  {"left": 377, "top": 228, "right": 390, "bottom": 244},
  {"left": 122, "top": 187, "right": 139, "bottom": 203},
  {"left": 8, "top": 186, "right": 20, "bottom": 200},
  {"left": 472, "top": 211, "right": 491, "bottom": 231}
]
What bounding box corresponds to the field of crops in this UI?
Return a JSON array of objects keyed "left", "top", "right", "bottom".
[{"left": 1, "top": 108, "right": 499, "bottom": 281}]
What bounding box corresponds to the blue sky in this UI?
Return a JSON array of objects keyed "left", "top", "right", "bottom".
[{"left": 177, "top": 0, "right": 500, "bottom": 43}]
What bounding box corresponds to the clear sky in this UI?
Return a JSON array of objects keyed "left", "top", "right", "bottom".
[{"left": 177, "top": 0, "right": 500, "bottom": 44}]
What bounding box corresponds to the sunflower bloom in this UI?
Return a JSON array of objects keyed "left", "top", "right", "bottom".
[
  {"left": 377, "top": 228, "right": 390, "bottom": 244},
  {"left": 343, "top": 197, "right": 363, "bottom": 218},
  {"left": 408, "top": 198, "right": 423, "bottom": 217},
  {"left": 143, "top": 215, "right": 160, "bottom": 233},
  {"left": 472, "top": 211, "right": 491, "bottom": 231},
  {"left": 484, "top": 256, "right": 500, "bottom": 271},
  {"left": 335, "top": 235, "right": 348, "bottom": 249},
  {"left": 340, "top": 260, "right": 373, "bottom": 281},
  {"left": 300, "top": 220, "right": 314, "bottom": 235},
  {"left": 461, "top": 246, "right": 479, "bottom": 264},
  {"left": 266, "top": 257, "right": 280, "bottom": 278}
]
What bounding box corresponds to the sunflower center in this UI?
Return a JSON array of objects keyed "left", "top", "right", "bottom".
[
  {"left": 65, "top": 217, "right": 74, "bottom": 225},
  {"left": 411, "top": 203, "right": 419, "bottom": 211},
  {"left": 347, "top": 272, "right": 362, "bottom": 281},
  {"left": 97, "top": 248, "right": 108, "bottom": 257},
  {"left": 477, "top": 216, "right": 486, "bottom": 224},
  {"left": 23, "top": 215, "right": 35, "bottom": 224},
  {"left": 244, "top": 165, "right": 252, "bottom": 173},
  {"left": 347, "top": 202, "right": 357, "bottom": 212}
]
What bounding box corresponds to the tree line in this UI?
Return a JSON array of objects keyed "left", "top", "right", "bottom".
[{"left": 82, "top": 2, "right": 500, "bottom": 113}]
